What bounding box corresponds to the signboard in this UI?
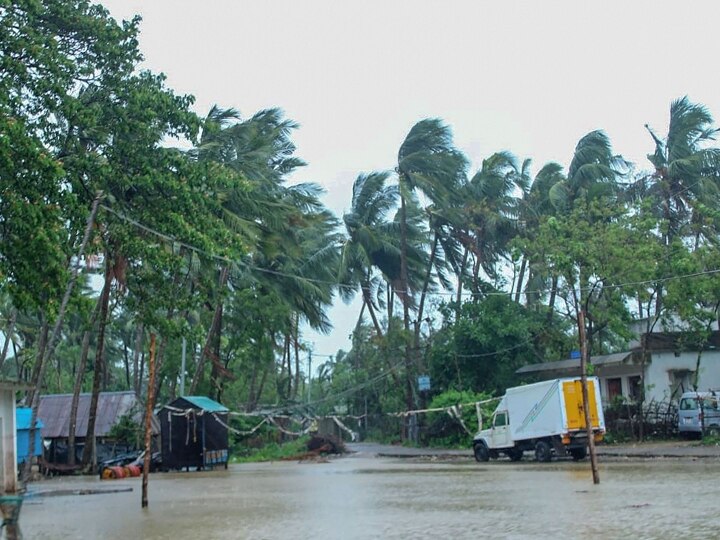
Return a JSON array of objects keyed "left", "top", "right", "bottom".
[{"left": 418, "top": 375, "right": 431, "bottom": 392}]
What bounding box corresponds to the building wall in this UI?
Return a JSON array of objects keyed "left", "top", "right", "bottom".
[{"left": 645, "top": 351, "right": 720, "bottom": 403}]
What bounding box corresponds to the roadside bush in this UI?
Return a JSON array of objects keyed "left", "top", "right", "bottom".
[{"left": 423, "top": 389, "right": 495, "bottom": 448}]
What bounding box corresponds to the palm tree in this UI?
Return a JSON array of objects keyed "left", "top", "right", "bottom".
[
  {"left": 338, "top": 171, "right": 400, "bottom": 336},
  {"left": 190, "top": 105, "right": 340, "bottom": 399},
  {"left": 516, "top": 161, "right": 565, "bottom": 309},
  {"left": 396, "top": 119, "right": 467, "bottom": 331},
  {"left": 643, "top": 96, "right": 720, "bottom": 246},
  {"left": 454, "top": 151, "right": 528, "bottom": 298}
]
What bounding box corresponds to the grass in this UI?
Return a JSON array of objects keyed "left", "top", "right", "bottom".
[{"left": 230, "top": 437, "right": 310, "bottom": 463}]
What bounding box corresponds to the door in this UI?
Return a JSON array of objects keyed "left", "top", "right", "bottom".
[
  {"left": 563, "top": 380, "right": 600, "bottom": 429},
  {"left": 490, "top": 410, "right": 511, "bottom": 448}
]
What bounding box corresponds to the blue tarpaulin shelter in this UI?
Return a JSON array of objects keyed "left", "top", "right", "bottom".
[{"left": 16, "top": 407, "right": 43, "bottom": 464}]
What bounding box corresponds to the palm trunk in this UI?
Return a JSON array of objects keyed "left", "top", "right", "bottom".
[
  {"left": 361, "top": 283, "right": 383, "bottom": 337},
  {"left": 189, "top": 266, "right": 228, "bottom": 395},
  {"left": 416, "top": 233, "right": 438, "bottom": 340},
  {"left": 399, "top": 194, "right": 410, "bottom": 331},
  {"left": 514, "top": 257, "right": 527, "bottom": 304},
  {"left": 456, "top": 247, "right": 469, "bottom": 313},
  {"left": 81, "top": 256, "right": 113, "bottom": 470},
  {"left": 68, "top": 297, "right": 102, "bottom": 466},
  {"left": 293, "top": 318, "right": 301, "bottom": 399}
]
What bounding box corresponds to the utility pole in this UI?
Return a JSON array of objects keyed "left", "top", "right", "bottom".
[{"left": 578, "top": 309, "right": 600, "bottom": 485}]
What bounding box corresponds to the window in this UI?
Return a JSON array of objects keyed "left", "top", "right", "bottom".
[
  {"left": 680, "top": 397, "right": 698, "bottom": 411},
  {"left": 493, "top": 411, "right": 508, "bottom": 427}
]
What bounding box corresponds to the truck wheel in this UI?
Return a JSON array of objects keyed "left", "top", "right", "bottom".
[
  {"left": 569, "top": 447, "right": 587, "bottom": 461},
  {"left": 474, "top": 442, "right": 490, "bottom": 462},
  {"left": 507, "top": 448, "right": 523, "bottom": 462},
  {"left": 535, "top": 440, "right": 552, "bottom": 462}
]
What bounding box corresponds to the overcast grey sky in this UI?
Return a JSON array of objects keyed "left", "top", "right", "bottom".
[{"left": 101, "top": 0, "right": 720, "bottom": 359}]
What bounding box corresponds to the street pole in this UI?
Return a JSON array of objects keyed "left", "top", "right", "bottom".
[{"left": 578, "top": 309, "right": 600, "bottom": 484}]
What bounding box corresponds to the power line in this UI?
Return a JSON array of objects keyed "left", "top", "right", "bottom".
[{"left": 99, "top": 203, "right": 720, "bottom": 302}]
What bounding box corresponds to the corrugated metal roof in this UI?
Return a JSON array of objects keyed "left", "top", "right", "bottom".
[
  {"left": 175, "top": 396, "right": 228, "bottom": 412},
  {"left": 37, "top": 391, "right": 153, "bottom": 438},
  {"left": 516, "top": 351, "right": 634, "bottom": 374},
  {"left": 16, "top": 407, "right": 43, "bottom": 430}
]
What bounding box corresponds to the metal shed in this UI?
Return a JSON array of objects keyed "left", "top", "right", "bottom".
[
  {"left": 16, "top": 408, "right": 43, "bottom": 465},
  {"left": 38, "top": 391, "right": 158, "bottom": 465},
  {"left": 160, "top": 396, "right": 229, "bottom": 471}
]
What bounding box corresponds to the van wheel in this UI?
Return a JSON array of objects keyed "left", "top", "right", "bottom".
[
  {"left": 474, "top": 442, "right": 490, "bottom": 462},
  {"left": 569, "top": 447, "right": 587, "bottom": 461},
  {"left": 535, "top": 440, "right": 552, "bottom": 462},
  {"left": 706, "top": 426, "right": 720, "bottom": 438}
]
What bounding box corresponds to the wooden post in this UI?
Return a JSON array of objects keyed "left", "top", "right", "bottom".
[
  {"left": 142, "top": 334, "right": 157, "bottom": 509},
  {"left": 578, "top": 310, "right": 600, "bottom": 485}
]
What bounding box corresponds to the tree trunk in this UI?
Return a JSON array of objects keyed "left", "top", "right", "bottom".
[
  {"left": 26, "top": 314, "right": 48, "bottom": 406},
  {"left": 546, "top": 274, "right": 559, "bottom": 322},
  {"left": 0, "top": 309, "right": 17, "bottom": 371},
  {"left": 141, "top": 334, "right": 157, "bottom": 509},
  {"left": 189, "top": 266, "right": 228, "bottom": 395},
  {"left": 81, "top": 256, "right": 113, "bottom": 471},
  {"left": 68, "top": 297, "right": 102, "bottom": 466},
  {"left": 399, "top": 194, "right": 410, "bottom": 332},
  {"left": 24, "top": 193, "right": 101, "bottom": 482},
  {"left": 246, "top": 361, "right": 259, "bottom": 411},
  {"left": 456, "top": 246, "right": 469, "bottom": 307},
  {"left": 361, "top": 285, "right": 383, "bottom": 337},
  {"left": 132, "top": 324, "right": 144, "bottom": 395},
  {"left": 293, "top": 318, "right": 301, "bottom": 399},
  {"left": 514, "top": 257, "right": 527, "bottom": 304},
  {"left": 415, "top": 233, "right": 437, "bottom": 342}
]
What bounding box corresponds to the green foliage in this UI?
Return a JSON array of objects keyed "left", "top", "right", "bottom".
[
  {"left": 429, "top": 295, "right": 571, "bottom": 395},
  {"left": 231, "top": 436, "right": 310, "bottom": 463},
  {"left": 108, "top": 413, "right": 142, "bottom": 447},
  {"left": 424, "top": 389, "right": 493, "bottom": 447}
]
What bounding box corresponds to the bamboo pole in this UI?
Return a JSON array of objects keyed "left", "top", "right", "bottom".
[
  {"left": 142, "top": 333, "right": 157, "bottom": 508},
  {"left": 578, "top": 309, "right": 600, "bottom": 484}
]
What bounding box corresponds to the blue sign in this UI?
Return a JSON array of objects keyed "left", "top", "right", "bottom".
[
  {"left": 418, "top": 375, "right": 431, "bottom": 391},
  {"left": 570, "top": 350, "right": 581, "bottom": 359}
]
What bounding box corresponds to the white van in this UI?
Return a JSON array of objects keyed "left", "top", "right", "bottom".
[{"left": 677, "top": 391, "right": 720, "bottom": 438}]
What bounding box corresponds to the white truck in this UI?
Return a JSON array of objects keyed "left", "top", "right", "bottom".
[{"left": 473, "top": 377, "right": 605, "bottom": 462}]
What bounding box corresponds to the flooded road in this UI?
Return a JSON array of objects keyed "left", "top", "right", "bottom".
[{"left": 22, "top": 455, "right": 719, "bottom": 539}]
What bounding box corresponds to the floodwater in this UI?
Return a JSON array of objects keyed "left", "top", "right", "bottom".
[{"left": 22, "top": 455, "right": 720, "bottom": 539}]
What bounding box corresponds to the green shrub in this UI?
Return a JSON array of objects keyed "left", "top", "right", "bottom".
[{"left": 424, "top": 389, "right": 496, "bottom": 448}]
